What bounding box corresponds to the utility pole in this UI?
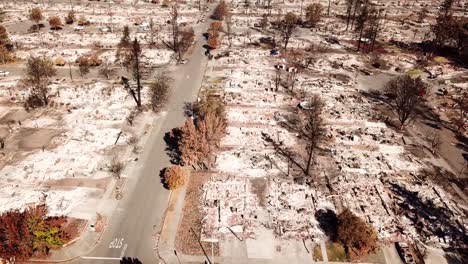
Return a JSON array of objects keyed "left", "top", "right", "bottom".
[{"left": 174, "top": 250, "right": 182, "bottom": 264}]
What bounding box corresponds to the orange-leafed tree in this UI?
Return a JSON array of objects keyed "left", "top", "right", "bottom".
[
  {"left": 212, "top": 1, "right": 228, "bottom": 20},
  {"left": 49, "top": 16, "right": 63, "bottom": 30},
  {"left": 337, "top": 208, "right": 378, "bottom": 258},
  {"left": 178, "top": 112, "right": 226, "bottom": 169},
  {"left": 210, "top": 21, "right": 223, "bottom": 32},
  {"left": 164, "top": 165, "right": 189, "bottom": 190},
  {"left": 0, "top": 209, "right": 33, "bottom": 262},
  {"left": 30, "top": 7, "right": 44, "bottom": 27},
  {"left": 207, "top": 36, "right": 219, "bottom": 49},
  {"left": 178, "top": 118, "right": 208, "bottom": 168}
]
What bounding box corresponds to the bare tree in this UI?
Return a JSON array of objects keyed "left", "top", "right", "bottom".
[
  {"left": 385, "top": 75, "right": 428, "bottom": 130},
  {"left": 0, "top": 25, "right": 9, "bottom": 46},
  {"left": 179, "top": 27, "right": 195, "bottom": 55},
  {"left": 150, "top": 72, "right": 171, "bottom": 112},
  {"left": 23, "top": 56, "right": 56, "bottom": 107},
  {"left": 431, "top": 0, "right": 464, "bottom": 53},
  {"left": 77, "top": 15, "right": 89, "bottom": 26},
  {"left": 355, "top": 0, "right": 370, "bottom": 52},
  {"left": 260, "top": 14, "right": 268, "bottom": 30},
  {"left": 365, "top": 8, "right": 384, "bottom": 53},
  {"left": 0, "top": 46, "right": 13, "bottom": 64},
  {"left": 78, "top": 59, "right": 90, "bottom": 78},
  {"left": 417, "top": 7, "right": 428, "bottom": 22},
  {"left": 30, "top": 7, "right": 43, "bottom": 29},
  {"left": 264, "top": 95, "right": 326, "bottom": 176},
  {"left": 427, "top": 132, "right": 441, "bottom": 154},
  {"left": 125, "top": 38, "right": 143, "bottom": 107},
  {"left": 345, "top": 0, "right": 354, "bottom": 31},
  {"left": 116, "top": 25, "right": 132, "bottom": 63},
  {"left": 98, "top": 60, "right": 115, "bottom": 79},
  {"left": 212, "top": 1, "right": 228, "bottom": 20},
  {"left": 65, "top": 10, "right": 75, "bottom": 24},
  {"left": 109, "top": 157, "right": 124, "bottom": 178},
  {"left": 225, "top": 9, "right": 233, "bottom": 46},
  {"left": 170, "top": 5, "right": 180, "bottom": 59},
  {"left": 452, "top": 93, "right": 467, "bottom": 132},
  {"left": 162, "top": 5, "right": 195, "bottom": 62},
  {"left": 298, "top": 95, "right": 327, "bottom": 175},
  {"left": 148, "top": 18, "right": 157, "bottom": 47},
  {"left": 279, "top": 12, "right": 298, "bottom": 51},
  {"left": 305, "top": 3, "right": 323, "bottom": 27}
]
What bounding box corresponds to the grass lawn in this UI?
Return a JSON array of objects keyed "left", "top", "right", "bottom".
[
  {"left": 313, "top": 242, "right": 347, "bottom": 262},
  {"left": 407, "top": 68, "right": 424, "bottom": 76},
  {"left": 327, "top": 242, "right": 347, "bottom": 261},
  {"left": 433, "top": 56, "right": 449, "bottom": 64},
  {"left": 313, "top": 244, "right": 323, "bottom": 261}
]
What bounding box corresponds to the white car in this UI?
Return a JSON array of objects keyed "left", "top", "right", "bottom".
[
  {"left": 0, "top": 70, "right": 9, "bottom": 77},
  {"left": 74, "top": 26, "right": 84, "bottom": 31}
]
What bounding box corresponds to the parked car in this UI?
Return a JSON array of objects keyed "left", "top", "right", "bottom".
[{"left": 0, "top": 70, "right": 9, "bottom": 77}]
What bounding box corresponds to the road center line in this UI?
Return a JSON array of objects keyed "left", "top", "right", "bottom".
[
  {"left": 81, "top": 256, "right": 122, "bottom": 260},
  {"left": 120, "top": 244, "right": 128, "bottom": 258}
]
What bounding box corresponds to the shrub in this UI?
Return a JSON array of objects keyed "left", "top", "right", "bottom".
[
  {"left": 150, "top": 73, "right": 171, "bottom": 112},
  {"left": 65, "top": 11, "right": 75, "bottom": 24},
  {"left": 49, "top": 16, "right": 63, "bottom": 30},
  {"left": 210, "top": 21, "right": 223, "bottom": 32},
  {"left": 77, "top": 15, "right": 89, "bottom": 26},
  {"left": 192, "top": 93, "right": 226, "bottom": 121},
  {"left": 212, "top": 1, "right": 228, "bottom": 20},
  {"left": 109, "top": 158, "right": 124, "bottom": 178},
  {"left": 164, "top": 166, "right": 189, "bottom": 190}
]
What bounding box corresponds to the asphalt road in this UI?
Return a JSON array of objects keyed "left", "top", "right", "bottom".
[{"left": 76, "top": 10, "right": 212, "bottom": 264}]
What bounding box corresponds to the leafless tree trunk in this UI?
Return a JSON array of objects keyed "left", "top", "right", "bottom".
[
  {"left": 124, "top": 38, "right": 143, "bottom": 107},
  {"left": 263, "top": 95, "right": 326, "bottom": 177}
]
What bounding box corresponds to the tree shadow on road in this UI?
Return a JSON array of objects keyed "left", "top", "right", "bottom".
[
  {"left": 159, "top": 168, "right": 170, "bottom": 190},
  {"left": 454, "top": 134, "right": 468, "bottom": 154},
  {"left": 120, "top": 257, "right": 142, "bottom": 264},
  {"left": 163, "top": 128, "right": 182, "bottom": 165}
]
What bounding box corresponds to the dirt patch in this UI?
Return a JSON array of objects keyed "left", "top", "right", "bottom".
[
  {"left": 12, "top": 128, "right": 64, "bottom": 151},
  {"left": 250, "top": 177, "right": 267, "bottom": 206},
  {"left": 405, "top": 145, "right": 428, "bottom": 159},
  {"left": 62, "top": 217, "right": 87, "bottom": 243},
  {"left": 44, "top": 177, "right": 111, "bottom": 191},
  {"left": 175, "top": 172, "right": 220, "bottom": 256},
  {"left": 331, "top": 73, "right": 352, "bottom": 83},
  {"left": 0, "top": 107, "right": 30, "bottom": 124},
  {"left": 0, "top": 127, "right": 8, "bottom": 138}
]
